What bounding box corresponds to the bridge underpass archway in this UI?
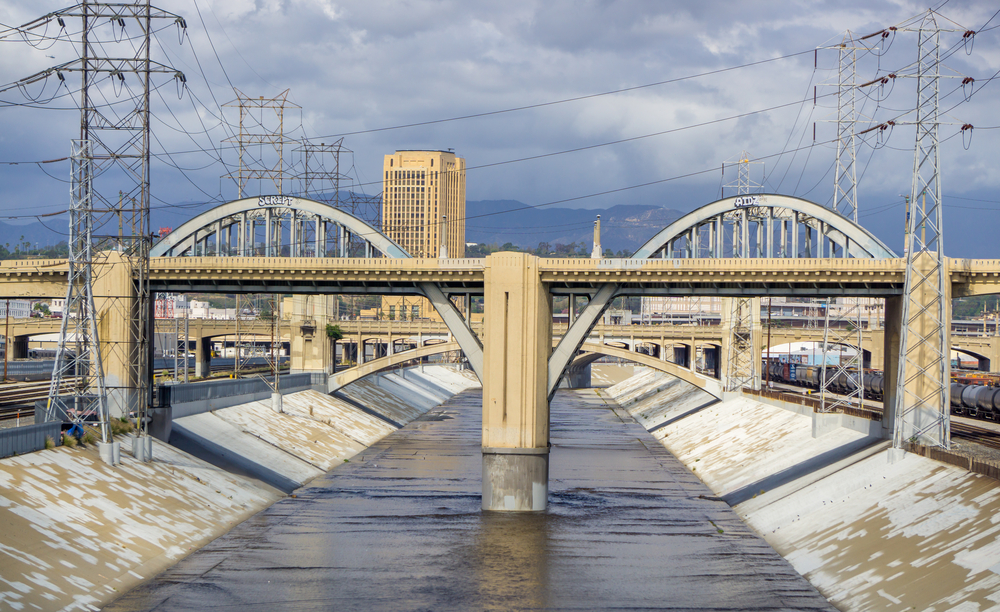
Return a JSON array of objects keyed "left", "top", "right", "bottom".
[
  {"left": 952, "top": 347, "right": 991, "bottom": 371},
  {"left": 150, "top": 195, "right": 484, "bottom": 383},
  {"left": 562, "top": 342, "right": 723, "bottom": 398},
  {"left": 762, "top": 340, "right": 874, "bottom": 371},
  {"left": 328, "top": 341, "right": 463, "bottom": 392}
]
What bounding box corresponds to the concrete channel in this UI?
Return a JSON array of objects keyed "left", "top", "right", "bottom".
[{"left": 105, "top": 388, "right": 834, "bottom": 611}]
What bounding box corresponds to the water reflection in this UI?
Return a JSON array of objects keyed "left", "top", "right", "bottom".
[{"left": 465, "top": 511, "right": 550, "bottom": 609}]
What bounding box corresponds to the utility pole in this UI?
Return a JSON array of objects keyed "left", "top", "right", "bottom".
[{"left": 3, "top": 299, "right": 9, "bottom": 382}]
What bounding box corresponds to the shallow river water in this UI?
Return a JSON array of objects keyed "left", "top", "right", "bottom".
[{"left": 105, "top": 389, "right": 833, "bottom": 611}]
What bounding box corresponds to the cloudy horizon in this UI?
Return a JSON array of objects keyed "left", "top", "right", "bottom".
[{"left": 1, "top": 0, "right": 998, "bottom": 257}]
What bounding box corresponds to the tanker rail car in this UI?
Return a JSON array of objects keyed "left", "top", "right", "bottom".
[
  {"left": 765, "top": 361, "right": 885, "bottom": 400},
  {"left": 950, "top": 383, "right": 1000, "bottom": 421},
  {"left": 766, "top": 360, "right": 1000, "bottom": 422}
]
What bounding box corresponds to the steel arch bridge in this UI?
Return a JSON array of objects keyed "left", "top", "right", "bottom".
[
  {"left": 150, "top": 195, "right": 485, "bottom": 383},
  {"left": 151, "top": 195, "right": 408, "bottom": 259},
  {"left": 546, "top": 193, "right": 897, "bottom": 399},
  {"left": 148, "top": 193, "right": 898, "bottom": 398}
]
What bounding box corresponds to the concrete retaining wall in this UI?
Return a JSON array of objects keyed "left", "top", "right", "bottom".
[
  {"left": 0, "top": 419, "right": 61, "bottom": 459},
  {"left": 163, "top": 372, "right": 326, "bottom": 419}
]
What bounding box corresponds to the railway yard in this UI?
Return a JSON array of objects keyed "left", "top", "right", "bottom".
[{"left": 0, "top": 359, "right": 288, "bottom": 429}]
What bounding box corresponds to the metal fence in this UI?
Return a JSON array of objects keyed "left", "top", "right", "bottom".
[
  {"left": 160, "top": 372, "right": 321, "bottom": 406},
  {"left": 0, "top": 419, "right": 62, "bottom": 459}
]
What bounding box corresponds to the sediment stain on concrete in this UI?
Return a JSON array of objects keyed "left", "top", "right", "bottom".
[
  {"left": 606, "top": 372, "right": 1000, "bottom": 612},
  {"left": 0, "top": 437, "right": 280, "bottom": 611}
]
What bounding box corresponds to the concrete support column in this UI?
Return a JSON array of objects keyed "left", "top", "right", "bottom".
[
  {"left": 869, "top": 329, "right": 886, "bottom": 370},
  {"left": 94, "top": 251, "right": 139, "bottom": 419},
  {"left": 882, "top": 296, "right": 902, "bottom": 439},
  {"left": 482, "top": 252, "right": 551, "bottom": 512},
  {"left": 988, "top": 337, "right": 1000, "bottom": 374},
  {"left": 195, "top": 337, "right": 212, "bottom": 378},
  {"left": 289, "top": 295, "right": 333, "bottom": 374}
]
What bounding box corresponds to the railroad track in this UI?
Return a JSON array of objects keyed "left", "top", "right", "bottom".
[
  {"left": 0, "top": 380, "right": 76, "bottom": 421},
  {"left": 1, "top": 363, "right": 290, "bottom": 422},
  {"left": 950, "top": 422, "right": 1000, "bottom": 451}
]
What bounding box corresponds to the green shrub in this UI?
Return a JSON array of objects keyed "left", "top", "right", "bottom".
[
  {"left": 62, "top": 433, "right": 78, "bottom": 448},
  {"left": 44, "top": 436, "right": 55, "bottom": 450}
]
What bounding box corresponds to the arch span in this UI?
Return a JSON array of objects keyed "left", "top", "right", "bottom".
[
  {"left": 151, "top": 195, "right": 484, "bottom": 383},
  {"left": 548, "top": 194, "right": 895, "bottom": 399},
  {"left": 633, "top": 194, "right": 896, "bottom": 260},
  {"left": 151, "top": 195, "right": 408, "bottom": 258},
  {"left": 329, "top": 341, "right": 461, "bottom": 393},
  {"left": 573, "top": 342, "right": 723, "bottom": 398}
]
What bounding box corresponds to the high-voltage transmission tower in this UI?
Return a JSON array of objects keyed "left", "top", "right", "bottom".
[
  {"left": 6, "top": 2, "right": 186, "bottom": 456},
  {"left": 722, "top": 152, "right": 763, "bottom": 392},
  {"left": 297, "top": 138, "right": 346, "bottom": 204},
  {"left": 831, "top": 32, "right": 861, "bottom": 223},
  {"left": 817, "top": 31, "right": 868, "bottom": 409},
  {"left": 46, "top": 141, "right": 111, "bottom": 442},
  {"left": 224, "top": 89, "right": 300, "bottom": 198},
  {"left": 223, "top": 90, "right": 299, "bottom": 378},
  {"left": 890, "top": 11, "right": 975, "bottom": 452}
]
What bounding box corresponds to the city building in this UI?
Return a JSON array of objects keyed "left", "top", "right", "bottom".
[
  {"left": 382, "top": 150, "right": 466, "bottom": 319},
  {"left": 638, "top": 296, "right": 883, "bottom": 328},
  {"left": 0, "top": 299, "right": 31, "bottom": 319},
  {"left": 382, "top": 150, "right": 466, "bottom": 258}
]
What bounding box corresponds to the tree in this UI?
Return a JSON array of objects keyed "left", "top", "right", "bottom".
[{"left": 326, "top": 324, "right": 343, "bottom": 373}]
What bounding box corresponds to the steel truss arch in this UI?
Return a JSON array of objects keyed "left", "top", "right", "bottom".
[
  {"left": 547, "top": 195, "right": 897, "bottom": 399},
  {"left": 151, "top": 195, "right": 407, "bottom": 259},
  {"left": 632, "top": 194, "right": 896, "bottom": 260},
  {"left": 150, "top": 195, "right": 483, "bottom": 383}
]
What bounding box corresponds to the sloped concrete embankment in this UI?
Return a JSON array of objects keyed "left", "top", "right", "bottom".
[
  {"left": 170, "top": 365, "right": 480, "bottom": 492},
  {"left": 603, "top": 368, "right": 1000, "bottom": 612},
  {"left": 0, "top": 365, "right": 479, "bottom": 612}
]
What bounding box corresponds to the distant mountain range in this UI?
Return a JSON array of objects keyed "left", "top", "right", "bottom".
[
  {"left": 464, "top": 200, "right": 683, "bottom": 255},
  {"left": 0, "top": 195, "right": 684, "bottom": 257}
]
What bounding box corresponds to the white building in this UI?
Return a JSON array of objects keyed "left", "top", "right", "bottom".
[{"left": 0, "top": 299, "right": 31, "bottom": 319}]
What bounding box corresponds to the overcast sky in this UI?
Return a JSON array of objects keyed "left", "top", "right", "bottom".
[{"left": 1, "top": 0, "right": 998, "bottom": 256}]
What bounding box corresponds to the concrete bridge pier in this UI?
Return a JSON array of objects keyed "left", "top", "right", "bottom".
[
  {"left": 94, "top": 251, "right": 140, "bottom": 419},
  {"left": 289, "top": 295, "right": 334, "bottom": 374},
  {"left": 481, "top": 253, "right": 551, "bottom": 512},
  {"left": 195, "top": 337, "right": 211, "bottom": 378}
]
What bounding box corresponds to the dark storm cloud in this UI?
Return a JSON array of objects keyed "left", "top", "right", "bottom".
[{"left": 1, "top": 0, "right": 998, "bottom": 255}]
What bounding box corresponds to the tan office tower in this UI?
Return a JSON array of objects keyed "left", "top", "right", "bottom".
[
  {"left": 380, "top": 150, "right": 466, "bottom": 320},
  {"left": 382, "top": 150, "right": 466, "bottom": 258}
]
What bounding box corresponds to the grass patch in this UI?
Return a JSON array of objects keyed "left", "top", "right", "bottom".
[{"left": 109, "top": 417, "right": 134, "bottom": 436}]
